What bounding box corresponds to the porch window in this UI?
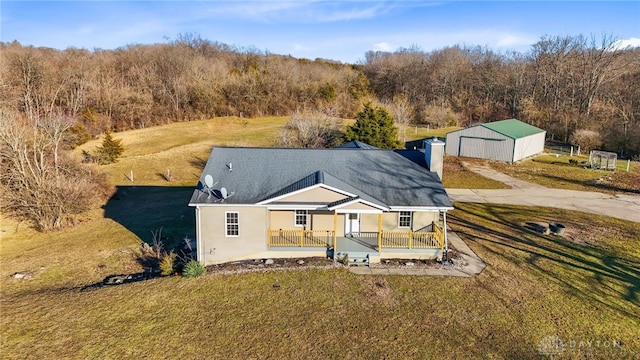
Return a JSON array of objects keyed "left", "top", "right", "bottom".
[
  {"left": 225, "top": 211, "right": 239, "bottom": 237},
  {"left": 398, "top": 211, "right": 412, "bottom": 228},
  {"left": 295, "top": 210, "right": 308, "bottom": 227}
]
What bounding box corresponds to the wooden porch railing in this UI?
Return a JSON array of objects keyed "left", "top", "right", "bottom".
[
  {"left": 268, "top": 229, "right": 334, "bottom": 247},
  {"left": 379, "top": 222, "right": 445, "bottom": 250},
  {"left": 433, "top": 222, "right": 444, "bottom": 249}
]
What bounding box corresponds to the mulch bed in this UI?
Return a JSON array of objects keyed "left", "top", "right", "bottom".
[
  {"left": 204, "top": 244, "right": 463, "bottom": 274},
  {"left": 205, "top": 257, "right": 340, "bottom": 275}
]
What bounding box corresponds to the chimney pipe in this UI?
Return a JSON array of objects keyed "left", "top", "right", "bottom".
[{"left": 424, "top": 137, "right": 445, "bottom": 180}]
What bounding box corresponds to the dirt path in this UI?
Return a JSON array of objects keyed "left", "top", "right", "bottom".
[{"left": 447, "top": 163, "right": 640, "bottom": 224}]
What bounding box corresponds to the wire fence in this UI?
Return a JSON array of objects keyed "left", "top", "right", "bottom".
[{"left": 545, "top": 144, "right": 581, "bottom": 156}]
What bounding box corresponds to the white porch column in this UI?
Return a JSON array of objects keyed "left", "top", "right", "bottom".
[
  {"left": 443, "top": 210, "right": 448, "bottom": 258},
  {"left": 333, "top": 212, "right": 337, "bottom": 250},
  {"left": 196, "top": 206, "right": 203, "bottom": 263}
]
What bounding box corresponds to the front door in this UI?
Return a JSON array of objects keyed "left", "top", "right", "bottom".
[{"left": 345, "top": 213, "right": 360, "bottom": 235}]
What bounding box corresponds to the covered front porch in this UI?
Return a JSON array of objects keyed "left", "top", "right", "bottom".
[
  {"left": 265, "top": 181, "right": 452, "bottom": 264},
  {"left": 267, "top": 224, "right": 444, "bottom": 251}
]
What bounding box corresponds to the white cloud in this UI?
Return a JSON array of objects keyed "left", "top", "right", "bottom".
[
  {"left": 373, "top": 42, "right": 395, "bottom": 52},
  {"left": 496, "top": 33, "right": 535, "bottom": 48},
  {"left": 364, "top": 30, "right": 537, "bottom": 56},
  {"left": 204, "top": 1, "right": 308, "bottom": 22},
  {"left": 292, "top": 43, "right": 311, "bottom": 51},
  {"left": 203, "top": 1, "right": 396, "bottom": 24},
  {"left": 290, "top": 43, "right": 313, "bottom": 55},
  {"left": 315, "top": 3, "right": 386, "bottom": 22},
  {"left": 613, "top": 37, "right": 640, "bottom": 50}
]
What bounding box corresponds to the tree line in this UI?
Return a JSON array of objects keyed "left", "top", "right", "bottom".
[
  {"left": 0, "top": 34, "right": 368, "bottom": 143},
  {"left": 1, "top": 33, "right": 638, "bottom": 155},
  {"left": 1, "top": 33, "right": 638, "bottom": 232},
  {"left": 363, "top": 35, "right": 640, "bottom": 157}
]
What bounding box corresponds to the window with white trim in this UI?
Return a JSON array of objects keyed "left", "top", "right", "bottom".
[
  {"left": 295, "top": 210, "right": 308, "bottom": 227},
  {"left": 225, "top": 211, "right": 239, "bottom": 236},
  {"left": 398, "top": 211, "right": 412, "bottom": 228}
]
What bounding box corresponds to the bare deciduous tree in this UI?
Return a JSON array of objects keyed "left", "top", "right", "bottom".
[
  {"left": 277, "top": 110, "right": 343, "bottom": 148},
  {"left": 570, "top": 129, "right": 602, "bottom": 152},
  {"left": 0, "top": 109, "right": 112, "bottom": 231},
  {"left": 384, "top": 94, "right": 414, "bottom": 144},
  {"left": 422, "top": 105, "right": 461, "bottom": 128},
  {"left": 36, "top": 112, "right": 75, "bottom": 168}
]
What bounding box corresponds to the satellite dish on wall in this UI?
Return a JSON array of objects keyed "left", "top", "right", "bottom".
[
  {"left": 221, "top": 187, "right": 228, "bottom": 199},
  {"left": 204, "top": 174, "right": 214, "bottom": 188}
]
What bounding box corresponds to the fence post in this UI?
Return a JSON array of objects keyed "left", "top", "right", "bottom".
[
  {"left": 627, "top": 159, "right": 631, "bottom": 172},
  {"left": 300, "top": 229, "right": 304, "bottom": 247}
]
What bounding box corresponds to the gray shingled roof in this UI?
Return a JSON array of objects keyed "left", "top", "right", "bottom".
[
  {"left": 336, "top": 141, "right": 379, "bottom": 149},
  {"left": 189, "top": 147, "right": 452, "bottom": 209}
]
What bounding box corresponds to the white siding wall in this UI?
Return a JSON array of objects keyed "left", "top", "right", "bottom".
[
  {"left": 513, "top": 132, "right": 546, "bottom": 161},
  {"left": 198, "top": 206, "right": 268, "bottom": 265},
  {"left": 445, "top": 126, "right": 514, "bottom": 162}
]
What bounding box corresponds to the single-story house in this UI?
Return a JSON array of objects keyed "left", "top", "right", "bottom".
[
  {"left": 188, "top": 141, "right": 454, "bottom": 266},
  {"left": 445, "top": 119, "right": 546, "bottom": 163}
]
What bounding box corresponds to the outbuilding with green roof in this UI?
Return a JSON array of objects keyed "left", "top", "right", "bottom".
[{"left": 445, "top": 119, "right": 546, "bottom": 163}]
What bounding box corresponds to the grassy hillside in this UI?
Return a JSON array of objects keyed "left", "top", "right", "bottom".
[
  {"left": 76, "top": 119, "right": 460, "bottom": 187},
  {"left": 76, "top": 116, "right": 288, "bottom": 187}
]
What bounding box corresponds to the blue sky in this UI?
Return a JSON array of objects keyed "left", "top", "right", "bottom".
[{"left": 1, "top": 1, "right": 639, "bottom": 63}]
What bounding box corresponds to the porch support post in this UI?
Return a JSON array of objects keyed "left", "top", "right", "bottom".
[
  {"left": 443, "top": 211, "right": 449, "bottom": 260},
  {"left": 300, "top": 229, "right": 304, "bottom": 247},
  {"left": 377, "top": 213, "right": 382, "bottom": 250},
  {"left": 195, "top": 206, "right": 202, "bottom": 263},
  {"left": 333, "top": 212, "right": 337, "bottom": 250}
]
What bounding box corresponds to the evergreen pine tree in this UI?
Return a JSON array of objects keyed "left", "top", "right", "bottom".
[
  {"left": 344, "top": 103, "right": 400, "bottom": 149},
  {"left": 96, "top": 130, "right": 125, "bottom": 164}
]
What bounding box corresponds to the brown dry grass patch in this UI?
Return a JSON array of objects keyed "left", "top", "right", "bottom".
[
  {"left": 443, "top": 156, "right": 511, "bottom": 189},
  {"left": 358, "top": 276, "right": 396, "bottom": 306},
  {"left": 489, "top": 155, "right": 640, "bottom": 194}
]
